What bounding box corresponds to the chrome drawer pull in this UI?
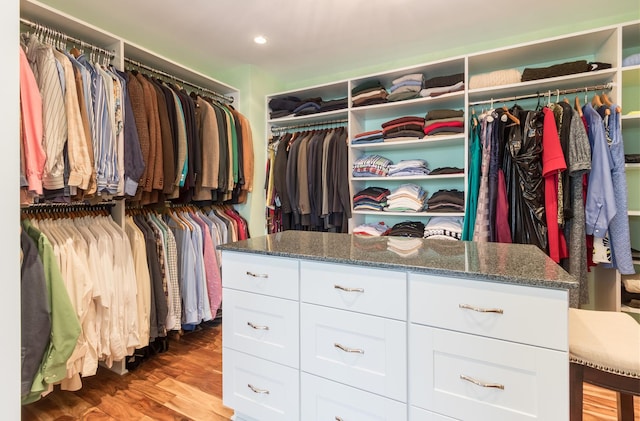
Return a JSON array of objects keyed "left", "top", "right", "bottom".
[
  {"left": 247, "top": 383, "right": 270, "bottom": 394},
  {"left": 246, "top": 271, "right": 269, "bottom": 278},
  {"left": 334, "top": 284, "right": 364, "bottom": 293},
  {"left": 334, "top": 343, "right": 364, "bottom": 354},
  {"left": 247, "top": 322, "right": 269, "bottom": 330},
  {"left": 460, "top": 374, "right": 505, "bottom": 390},
  {"left": 458, "top": 303, "right": 504, "bottom": 314}
]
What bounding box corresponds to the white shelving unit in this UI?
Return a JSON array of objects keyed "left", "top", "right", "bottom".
[
  {"left": 20, "top": 0, "right": 241, "bottom": 373},
  {"left": 266, "top": 19, "right": 640, "bottom": 313}
]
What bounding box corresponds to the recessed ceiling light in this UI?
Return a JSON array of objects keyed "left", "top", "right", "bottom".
[{"left": 254, "top": 36, "right": 267, "bottom": 45}]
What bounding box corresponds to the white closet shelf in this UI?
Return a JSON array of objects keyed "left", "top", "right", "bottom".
[
  {"left": 626, "top": 163, "right": 640, "bottom": 170},
  {"left": 467, "top": 69, "right": 617, "bottom": 103},
  {"left": 352, "top": 210, "right": 465, "bottom": 217},
  {"left": 350, "top": 174, "right": 464, "bottom": 182},
  {"left": 268, "top": 109, "right": 348, "bottom": 126},
  {"left": 350, "top": 91, "right": 465, "bottom": 120},
  {"left": 628, "top": 211, "right": 640, "bottom": 217},
  {"left": 351, "top": 135, "right": 465, "bottom": 151}
]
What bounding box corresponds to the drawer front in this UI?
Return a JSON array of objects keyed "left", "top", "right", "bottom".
[
  {"left": 300, "top": 260, "right": 406, "bottom": 320},
  {"left": 222, "top": 288, "right": 299, "bottom": 367},
  {"left": 223, "top": 349, "right": 299, "bottom": 421},
  {"left": 409, "top": 273, "right": 568, "bottom": 350},
  {"left": 410, "top": 406, "right": 458, "bottom": 421},
  {"left": 222, "top": 251, "right": 299, "bottom": 300},
  {"left": 301, "top": 372, "right": 407, "bottom": 421},
  {"left": 410, "top": 324, "right": 568, "bottom": 421},
  {"left": 301, "top": 303, "right": 407, "bottom": 402}
]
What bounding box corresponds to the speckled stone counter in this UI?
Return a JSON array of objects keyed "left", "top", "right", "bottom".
[{"left": 219, "top": 231, "right": 578, "bottom": 292}]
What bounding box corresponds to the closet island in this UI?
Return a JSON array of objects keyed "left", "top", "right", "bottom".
[{"left": 219, "top": 230, "right": 577, "bottom": 421}]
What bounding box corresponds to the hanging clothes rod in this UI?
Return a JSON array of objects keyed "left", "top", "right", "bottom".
[
  {"left": 468, "top": 83, "right": 614, "bottom": 106},
  {"left": 124, "top": 57, "right": 234, "bottom": 104},
  {"left": 271, "top": 118, "right": 348, "bottom": 132},
  {"left": 21, "top": 200, "right": 117, "bottom": 212},
  {"left": 20, "top": 17, "right": 116, "bottom": 59}
]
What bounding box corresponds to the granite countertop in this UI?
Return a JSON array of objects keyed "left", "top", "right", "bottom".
[{"left": 219, "top": 231, "right": 578, "bottom": 291}]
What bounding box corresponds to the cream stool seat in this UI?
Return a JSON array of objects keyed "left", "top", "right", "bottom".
[{"left": 569, "top": 308, "right": 640, "bottom": 421}]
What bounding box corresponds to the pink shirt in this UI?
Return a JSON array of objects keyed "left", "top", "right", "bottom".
[{"left": 19, "top": 47, "right": 45, "bottom": 195}]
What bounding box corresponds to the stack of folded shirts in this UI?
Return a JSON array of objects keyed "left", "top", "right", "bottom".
[
  {"left": 420, "top": 73, "right": 464, "bottom": 98},
  {"left": 351, "top": 130, "right": 384, "bottom": 145},
  {"left": 382, "top": 115, "right": 426, "bottom": 141},
  {"left": 292, "top": 96, "right": 323, "bottom": 116},
  {"left": 353, "top": 221, "right": 391, "bottom": 236},
  {"left": 268, "top": 95, "right": 301, "bottom": 119},
  {"left": 426, "top": 189, "right": 464, "bottom": 212},
  {"left": 423, "top": 216, "right": 464, "bottom": 240},
  {"left": 387, "top": 236, "right": 423, "bottom": 257},
  {"left": 353, "top": 186, "right": 390, "bottom": 211},
  {"left": 352, "top": 80, "right": 388, "bottom": 107},
  {"left": 387, "top": 220, "right": 426, "bottom": 238},
  {"left": 387, "top": 73, "right": 424, "bottom": 102},
  {"left": 623, "top": 53, "right": 640, "bottom": 67},
  {"left": 319, "top": 97, "right": 348, "bottom": 113},
  {"left": 388, "top": 159, "right": 430, "bottom": 177},
  {"left": 386, "top": 183, "right": 427, "bottom": 212},
  {"left": 352, "top": 154, "right": 393, "bottom": 177},
  {"left": 429, "top": 167, "right": 464, "bottom": 175},
  {"left": 423, "top": 109, "right": 464, "bottom": 136}
]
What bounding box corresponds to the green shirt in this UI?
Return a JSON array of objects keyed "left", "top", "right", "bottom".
[{"left": 22, "top": 219, "right": 81, "bottom": 405}]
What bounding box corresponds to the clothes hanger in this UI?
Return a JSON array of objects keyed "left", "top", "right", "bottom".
[
  {"left": 574, "top": 94, "right": 583, "bottom": 117},
  {"left": 501, "top": 105, "right": 520, "bottom": 125},
  {"left": 591, "top": 92, "right": 603, "bottom": 108}
]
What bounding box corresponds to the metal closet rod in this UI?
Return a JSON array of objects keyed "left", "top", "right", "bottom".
[
  {"left": 124, "top": 57, "right": 234, "bottom": 104},
  {"left": 271, "top": 118, "right": 348, "bottom": 132},
  {"left": 20, "top": 17, "right": 116, "bottom": 59},
  {"left": 468, "top": 83, "right": 614, "bottom": 106},
  {"left": 21, "top": 200, "right": 117, "bottom": 212}
]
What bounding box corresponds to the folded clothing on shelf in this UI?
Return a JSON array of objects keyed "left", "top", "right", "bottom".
[
  {"left": 426, "top": 189, "right": 465, "bottom": 212},
  {"left": 423, "top": 216, "right": 464, "bottom": 240},
  {"left": 352, "top": 154, "right": 393, "bottom": 177},
  {"left": 469, "top": 68, "right": 522, "bottom": 89},
  {"left": 387, "top": 220, "right": 426, "bottom": 238},
  {"left": 521, "top": 59, "right": 610, "bottom": 81},
  {"left": 353, "top": 221, "right": 391, "bottom": 237}
]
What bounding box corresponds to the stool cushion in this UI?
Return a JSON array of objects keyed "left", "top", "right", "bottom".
[{"left": 569, "top": 308, "right": 640, "bottom": 379}]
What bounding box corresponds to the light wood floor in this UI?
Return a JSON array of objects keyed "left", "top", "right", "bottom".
[{"left": 22, "top": 321, "right": 640, "bottom": 420}]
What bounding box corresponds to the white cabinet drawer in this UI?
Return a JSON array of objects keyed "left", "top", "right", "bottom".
[
  {"left": 222, "top": 251, "right": 299, "bottom": 300},
  {"left": 301, "top": 372, "right": 407, "bottom": 421},
  {"left": 222, "top": 288, "right": 299, "bottom": 368},
  {"left": 300, "top": 303, "right": 407, "bottom": 402},
  {"left": 223, "top": 349, "right": 299, "bottom": 421},
  {"left": 409, "top": 273, "right": 568, "bottom": 350},
  {"left": 410, "top": 406, "right": 458, "bottom": 420},
  {"left": 410, "top": 325, "right": 568, "bottom": 421},
  {"left": 301, "top": 261, "right": 406, "bottom": 320}
]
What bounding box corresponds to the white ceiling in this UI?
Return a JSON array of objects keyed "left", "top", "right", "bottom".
[{"left": 27, "top": 0, "right": 640, "bottom": 85}]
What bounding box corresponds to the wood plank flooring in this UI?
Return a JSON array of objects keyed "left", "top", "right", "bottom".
[{"left": 21, "top": 321, "right": 640, "bottom": 420}]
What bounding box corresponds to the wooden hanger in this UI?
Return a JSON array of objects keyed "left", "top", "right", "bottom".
[
  {"left": 574, "top": 95, "right": 583, "bottom": 117},
  {"left": 501, "top": 106, "right": 520, "bottom": 125},
  {"left": 601, "top": 92, "right": 622, "bottom": 114},
  {"left": 591, "top": 93, "right": 603, "bottom": 108}
]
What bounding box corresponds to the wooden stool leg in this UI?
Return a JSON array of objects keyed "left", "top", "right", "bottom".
[
  {"left": 617, "top": 392, "right": 635, "bottom": 421},
  {"left": 570, "top": 363, "right": 584, "bottom": 421}
]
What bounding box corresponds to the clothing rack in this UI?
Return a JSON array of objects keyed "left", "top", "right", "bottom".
[
  {"left": 21, "top": 201, "right": 116, "bottom": 214},
  {"left": 468, "top": 83, "right": 614, "bottom": 106},
  {"left": 270, "top": 118, "right": 348, "bottom": 133},
  {"left": 20, "top": 17, "right": 116, "bottom": 60},
  {"left": 124, "top": 57, "right": 234, "bottom": 104}
]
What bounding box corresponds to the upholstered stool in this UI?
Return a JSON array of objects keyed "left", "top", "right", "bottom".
[{"left": 569, "top": 308, "right": 640, "bottom": 420}]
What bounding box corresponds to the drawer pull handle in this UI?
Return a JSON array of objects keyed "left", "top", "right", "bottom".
[
  {"left": 460, "top": 374, "right": 505, "bottom": 390},
  {"left": 458, "top": 303, "right": 504, "bottom": 314},
  {"left": 334, "top": 343, "right": 364, "bottom": 354},
  {"left": 247, "top": 322, "right": 269, "bottom": 330},
  {"left": 334, "top": 284, "right": 364, "bottom": 293},
  {"left": 246, "top": 271, "right": 269, "bottom": 279},
  {"left": 247, "top": 383, "right": 270, "bottom": 394}
]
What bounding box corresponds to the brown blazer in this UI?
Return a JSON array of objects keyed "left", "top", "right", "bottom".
[{"left": 126, "top": 72, "right": 150, "bottom": 196}]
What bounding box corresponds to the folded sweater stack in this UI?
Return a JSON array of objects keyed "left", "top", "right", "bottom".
[
  {"left": 420, "top": 72, "right": 464, "bottom": 98},
  {"left": 387, "top": 220, "right": 425, "bottom": 238},
  {"left": 381, "top": 115, "right": 426, "bottom": 141},
  {"left": 388, "top": 73, "right": 424, "bottom": 102},
  {"left": 388, "top": 159, "right": 430, "bottom": 177},
  {"left": 352, "top": 80, "right": 388, "bottom": 107},
  {"left": 351, "top": 130, "right": 384, "bottom": 145},
  {"left": 426, "top": 189, "right": 464, "bottom": 212},
  {"left": 423, "top": 109, "right": 464, "bottom": 136},
  {"left": 386, "top": 183, "right": 427, "bottom": 212},
  {"left": 423, "top": 216, "right": 463, "bottom": 240},
  {"left": 352, "top": 186, "right": 390, "bottom": 212}
]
